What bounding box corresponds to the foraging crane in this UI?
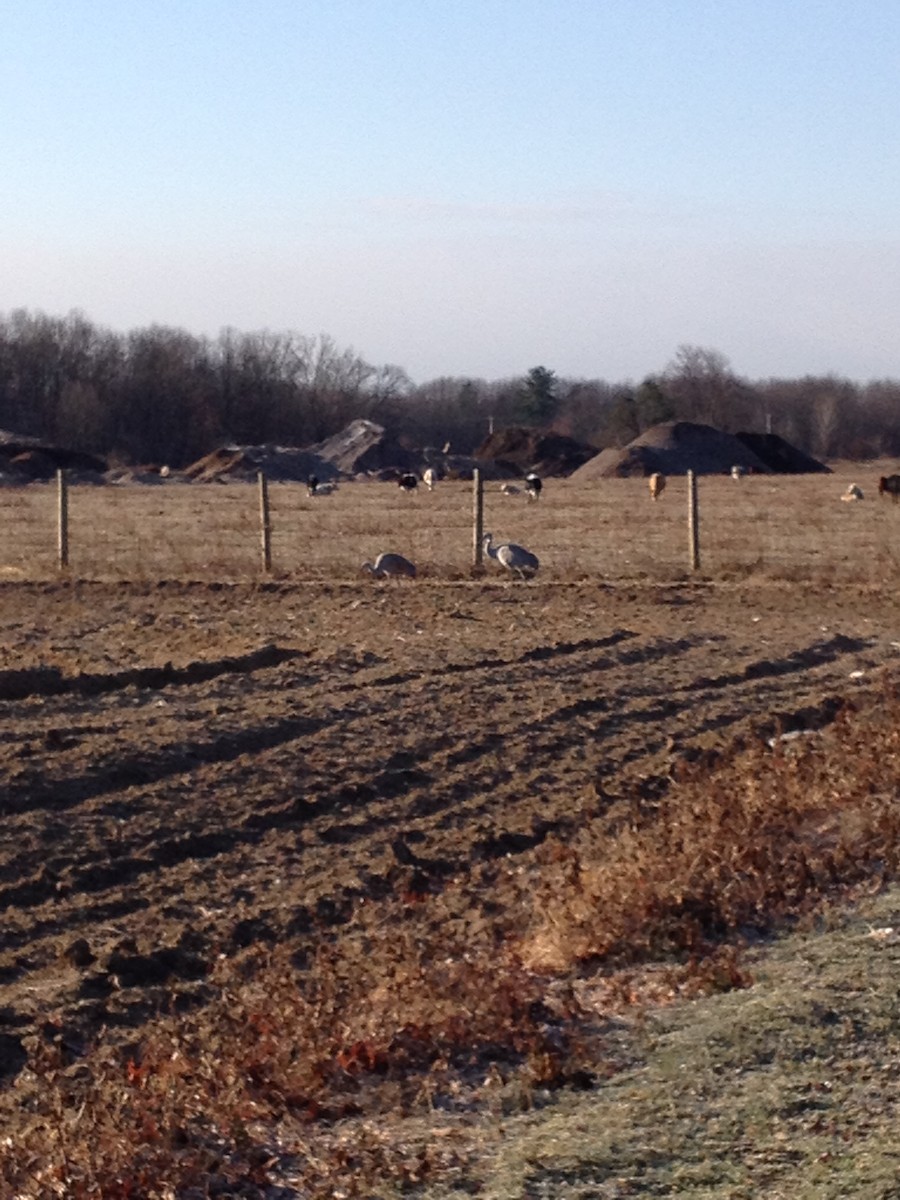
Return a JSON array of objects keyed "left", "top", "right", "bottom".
[
  {"left": 361, "top": 552, "right": 417, "bottom": 579},
  {"left": 482, "top": 532, "right": 539, "bottom": 579}
]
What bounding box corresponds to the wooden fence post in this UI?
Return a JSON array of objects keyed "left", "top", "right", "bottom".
[
  {"left": 687, "top": 469, "right": 700, "bottom": 571},
  {"left": 472, "top": 468, "right": 484, "bottom": 570},
  {"left": 258, "top": 472, "right": 272, "bottom": 573},
  {"left": 57, "top": 469, "right": 69, "bottom": 572}
]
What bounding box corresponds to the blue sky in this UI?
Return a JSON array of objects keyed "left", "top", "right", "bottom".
[{"left": 2, "top": 0, "right": 899, "bottom": 383}]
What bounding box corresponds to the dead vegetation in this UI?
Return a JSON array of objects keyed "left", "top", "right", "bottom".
[
  {"left": 0, "top": 470, "right": 897, "bottom": 583},
  {"left": 3, "top": 675, "right": 900, "bottom": 1198}
]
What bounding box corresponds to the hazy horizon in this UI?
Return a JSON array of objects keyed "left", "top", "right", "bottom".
[{"left": 3, "top": 1, "right": 899, "bottom": 385}]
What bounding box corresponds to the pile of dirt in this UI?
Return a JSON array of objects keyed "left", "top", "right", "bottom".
[
  {"left": 734, "top": 432, "right": 831, "bottom": 474},
  {"left": 0, "top": 430, "right": 107, "bottom": 483},
  {"left": 475, "top": 427, "right": 599, "bottom": 477},
  {"left": 310, "top": 419, "right": 422, "bottom": 476},
  {"left": 572, "top": 422, "right": 773, "bottom": 479},
  {"left": 181, "top": 444, "right": 337, "bottom": 484}
]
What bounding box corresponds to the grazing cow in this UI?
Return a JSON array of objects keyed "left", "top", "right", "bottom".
[
  {"left": 307, "top": 474, "right": 319, "bottom": 497},
  {"left": 878, "top": 474, "right": 900, "bottom": 503},
  {"left": 648, "top": 472, "right": 666, "bottom": 501},
  {"left": 422, "top": 467, "right": 438, "bottom": 491},
  {"left": 499, "top": 483, "right": 521, "bottom": 495},
  {"left": 398, "top": 472, "right": 419, "bottom": 493},
  {"left": 524, "top": 472, "right": 543, "bottom": 502}
]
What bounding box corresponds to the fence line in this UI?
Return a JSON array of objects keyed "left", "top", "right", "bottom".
[{"left": 0, "top": 472, "right": 893, "bottom": 584}]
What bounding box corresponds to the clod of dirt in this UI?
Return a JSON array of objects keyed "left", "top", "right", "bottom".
[
  {"left": 0, "top": 1033, "right": 27, "bottom": 1082},
  {"left": 62, "top": 938, "right": 96, "bottom": 968},
  {"left": 105, "top": 946, "right": 210, "bottom": 989}
]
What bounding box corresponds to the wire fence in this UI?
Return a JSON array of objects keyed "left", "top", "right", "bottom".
[{"left": 0, "top": 471, "right": 896, "bottom": 585}]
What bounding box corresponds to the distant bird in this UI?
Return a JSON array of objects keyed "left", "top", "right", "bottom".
[
  {"left": 422, "top": 467, "right": 437, "bottom": 491},
  {"left": 648, "top": 472, "right": 666, "bottom": 500},
  {"left": 398, "top": 472, "right": 418, "bottom": 493},
  {"left": 524, "top": 472, "right": 543, "bottom": 502},
  {"left": 361, "top": 552, "right": 417, "bottom": 579},
  {"left": 482, "top": 532, "right": 539, "bottom": 579}
]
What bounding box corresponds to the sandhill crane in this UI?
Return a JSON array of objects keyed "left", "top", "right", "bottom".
[
  {"left": 361, "top": 552, "right": 417, "bottom": 579},
  {"left": 482, "top": 532, "right": 539, "bottom": 579},
  {"left": 525, "top": 472, "right": 543, "bottom": 502}
]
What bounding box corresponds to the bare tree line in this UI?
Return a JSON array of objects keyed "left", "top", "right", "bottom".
[{"left": 1, "top": 310, "right": 898, "bottom": 468}]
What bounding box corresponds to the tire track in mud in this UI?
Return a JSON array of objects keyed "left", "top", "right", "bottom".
[
  {"left": 0, "top": 633, "right": 637, "bottom": 814},
  {"left": 1, "top": 629, "right": 731, "bottom": 858},
  {"left": 0, "top": 629, "right": 663, "bottom": 821},
  {"left": 0, "top": 643, "right": 304, "bottom": 701},
  {"left": 0, "top": 582, "right": 895, "bottom": 1055},
  {"left": 0, "top": 620, "right": 887, "bottom": 1043},
  {"left": 0, "top": 630, "right": 879, "bottom": 930}
]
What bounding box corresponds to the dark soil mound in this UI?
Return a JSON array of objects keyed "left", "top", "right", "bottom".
[
  {"left": 572, "top": 422, "right": 771, "bottom": 479},
  {"left": 182, "top": 445, "right": 337, "bottom": 484},
  {"left": 311, "top": 420, "right": 421, "bottom": 476},
  {"left": 0, "top": 431, "right": 107, "bottom": 481},
  {"left": 734, "top": 432, "right": 830, "bottom": 474},
  {"left": 475, "top": 427, "right": 598, "bottom": 477}
]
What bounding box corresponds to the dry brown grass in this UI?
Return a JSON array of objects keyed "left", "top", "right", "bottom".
[
  {"left": 0, "top": 469, "right": 898, "bottom": 583},
  {"left": 4, "top": 675, "right": 900, "bottom": 1197}
]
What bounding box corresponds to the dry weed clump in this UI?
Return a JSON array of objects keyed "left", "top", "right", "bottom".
[
  {"left": 2, "top": 914, "right": 583, "bottom": 1197},
  {"left": 520, "top": 681, "right": 900, "bottom": 973},
  {"left": 5, "top": 681, "right": 900, "bottom": 1197}
]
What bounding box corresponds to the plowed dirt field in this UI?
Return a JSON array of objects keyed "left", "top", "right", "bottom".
[{"left": 1, "top": 573, "right": 897, "bottom": 1091}]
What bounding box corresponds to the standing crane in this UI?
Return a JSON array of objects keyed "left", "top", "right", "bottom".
[{"left": 482, "top": 532, "right": 539, "bottom": 579}]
